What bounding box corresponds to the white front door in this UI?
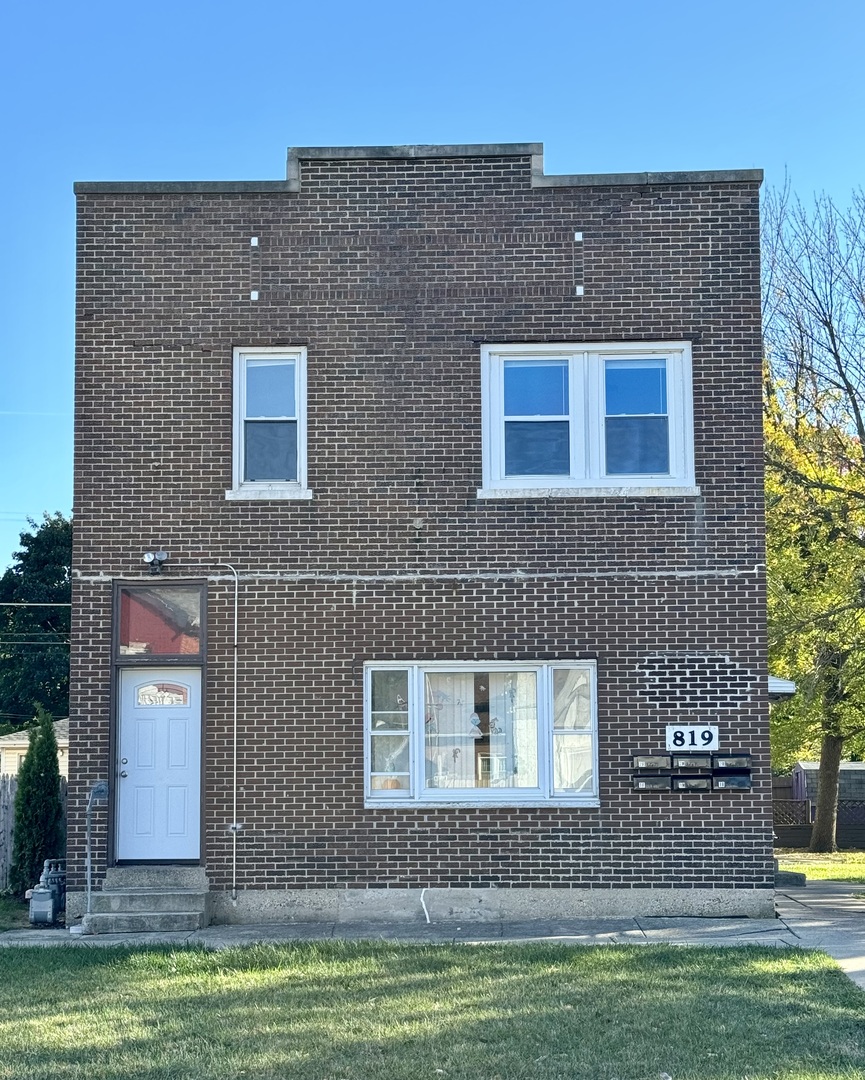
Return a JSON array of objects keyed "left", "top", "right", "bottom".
[{"left": 116, "top": 668, "right": 201, "bottom": 861}]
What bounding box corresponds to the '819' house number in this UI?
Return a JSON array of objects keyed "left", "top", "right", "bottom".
[{"left": 665, "top": 725, "right": 720, "bottom": 751}]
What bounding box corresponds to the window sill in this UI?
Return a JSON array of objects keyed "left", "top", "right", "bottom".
[
  {"left": 476, "top": 485, "right": 701, "bottom": 500},
  {"left": 365, "top": 797, "right": 601, "bottom": 810},
  {"left": 225, "top": 485, "right": 314, "bottom": 501}
]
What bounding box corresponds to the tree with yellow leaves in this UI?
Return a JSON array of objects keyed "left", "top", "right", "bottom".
[{"left": 764, "top": 185, "right": 865, "bottom": 850}]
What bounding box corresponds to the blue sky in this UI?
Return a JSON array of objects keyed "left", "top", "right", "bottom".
[{"left": 1, "top": 0, "right": 863, "bottom": 570}]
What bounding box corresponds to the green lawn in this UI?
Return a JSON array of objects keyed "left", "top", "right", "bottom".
[
  {"left": 0, "top": 895, "right": 30, "bottom": 932},
  {"left": 776, "top": 849, "right": 865, "bottom": 883},
  {"left": 0, "top": 943, "right": 862, "bottom": 1079}
]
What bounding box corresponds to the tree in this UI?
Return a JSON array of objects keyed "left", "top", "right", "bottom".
[
  {"left": 9, "top": 706, "right": 64, "bottom": 896},
  {"left": 0, "top": 513, "right": 71, "bottom": 726},
  {"left": 765, "top": 405, "right": 865, "bottom": 848},
  {"left": 763, "top": 185, "right": 865, "bottom": 851}
]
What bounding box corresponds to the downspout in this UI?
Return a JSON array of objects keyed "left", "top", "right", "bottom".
[
  {"left": 84, "top": 780, "right": 109, "bottom": 920},
  {"left": 223, "top": 564, "right": 240, "bottom": 903}
]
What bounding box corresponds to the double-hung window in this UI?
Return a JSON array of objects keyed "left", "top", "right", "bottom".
[
  {"left": 227, "top": 346, "right": 311, "bottom": 500},
  {"left": 365, "top": 660, "right": 598, "bottom": 807},
  {"left": 480, "top": 342, "right": 696, "bottom": 496}
]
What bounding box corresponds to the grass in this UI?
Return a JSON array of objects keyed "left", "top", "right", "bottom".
[
  {"left": 0, "top": 895, "right": 30, "bottom": 931},
  {"left": 0, "top": 944, "right": 862, "bottom": 1079},
  {"left": 776, "top": 848, "right": 865, "bottom": 883}
]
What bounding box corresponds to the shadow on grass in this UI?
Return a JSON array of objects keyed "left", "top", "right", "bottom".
[
  {"left": 0, "top": 896, "right": 30, "bottom": 932},
  {"left": 0, "top": 943, "right": 863, "bottom": 1080}
]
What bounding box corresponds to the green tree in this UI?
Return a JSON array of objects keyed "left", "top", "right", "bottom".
[
  {"left": 765, "top": 403, "right": 865, "bottom": 848},
  {"left": 0, "top": 513, "right": 71, "bottom": 726},
  {"left": 9, "top": 706, "right": 64, "bottom": 896},
  {"left": 763, "top": 185, "right": 865, "bottom": 850}
]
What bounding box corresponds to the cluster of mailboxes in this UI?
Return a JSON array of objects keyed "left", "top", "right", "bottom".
[{"left": 632, "top": 753, "right": 752, "bottom": 792}]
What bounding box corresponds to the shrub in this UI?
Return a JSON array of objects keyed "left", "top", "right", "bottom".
[{"left": 9, "top": 707, "right": 64, "bottom": 896}]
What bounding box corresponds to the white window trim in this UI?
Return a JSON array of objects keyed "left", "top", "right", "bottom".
[
  {"left": 478, "top": 341, "right": 698, "bottom": 498},
  {"left": 364, "top": 660, "right": 599, "bottom": 809},
  {"left": 225, "top": 346, "right": 312, "bottom": 501}
]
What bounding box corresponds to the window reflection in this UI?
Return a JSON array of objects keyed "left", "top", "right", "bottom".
[
  {"left": 118, "top": 587, "right": 202, "bottom": 657},
  {"left": 136, "top": 682, "right": 189, "bottom": 706}
]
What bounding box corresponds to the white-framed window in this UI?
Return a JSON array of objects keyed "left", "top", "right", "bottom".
[
  {"left": 226, "top": 346, "right": 312, "bottom": 501},
  {"left": 478, "top": 342, "right": 697, "bottom": 497},
  {"left": 365, "top": 660, "right": 598, "bottom": 808}
]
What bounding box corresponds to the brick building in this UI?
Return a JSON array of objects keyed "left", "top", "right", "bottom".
[{"left": 68, "top": 143, "right": 771, "bottom": 930}]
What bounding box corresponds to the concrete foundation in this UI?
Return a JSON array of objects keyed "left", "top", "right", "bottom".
[{"left": 208, "top": 886, "right": 776, "bottom": 924}]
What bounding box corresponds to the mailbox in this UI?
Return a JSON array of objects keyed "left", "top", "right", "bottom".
[
  {"left": 672, "top": 754, "right": 712, "bottom": 770},
  {"left": 633, "top": 755, "right": 671, "bottom": 770},
  {"left": 713, "top": 774, "right": 752, "bottom": 791},
  {"left": 672, "top": 775, "right": 712, "bottom": 792},
  {"left": 712, "top": 753, "right": 752, "bottom": 770},
  {"left": 633, "top": 775, "right": 671, "bottom": 792}
]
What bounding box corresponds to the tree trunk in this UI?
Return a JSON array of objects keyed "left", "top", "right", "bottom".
[{"left": 810, "top": 732, "right": 843, "bottom": 852}]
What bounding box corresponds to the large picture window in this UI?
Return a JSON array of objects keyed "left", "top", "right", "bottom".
[
  {"left": 365, "top": 661, "right": 598, "bottom": 807},
  {"left": 479, "top": 342, "right": 695, "bottom": 496},
  {"left": 227, "top": 346, "right": 311, "bottom": 500}
]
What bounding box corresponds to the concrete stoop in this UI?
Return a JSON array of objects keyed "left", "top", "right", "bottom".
[
  {"left": 81, "top": 866, "right": 211, "bottom": 935},
  {"left": 775, "top": 869, "right": 808, "bottom": 887},
  {"left": 773, "top": 858, "right": 808, "bottom": 888}
]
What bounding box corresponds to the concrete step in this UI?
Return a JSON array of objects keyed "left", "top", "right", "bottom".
[
  {"left": 88, "top": 889, "right": 210, "bottom": 915},
  {"left": 78, "top": 866, "right": 212, "bottom": 933},
  {"left": 103, "top": 866, "right": 209, "bottom": 890},
  {"left": 82, "top": 910, "right": 206, "bottom": 934},
  {"left": 776, "top": 870, "right": 808, "bottom": 887}
]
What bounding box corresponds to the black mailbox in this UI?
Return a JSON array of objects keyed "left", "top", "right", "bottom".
[
  {"left": 672, "top": 775, "right": 712, "bottom": 792},
  {"left": 633, "top": 775, "right": 671, "bottom": 792},
  {"left": 633, "top": 755, "right": 672, "bottom": 770},
  {"left": 712, "top": 753, "right": 752, "bottom": 770},
  {"left": 713, "top": 774, "right": 752, "bottom": 791},
  {"left": 672, "top": 754, "right": 712, "bottom": 770}
]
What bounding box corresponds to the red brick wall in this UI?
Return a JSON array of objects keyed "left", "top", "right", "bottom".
[{"left": 69, "top": 151, "right": 769, "bottom": 892}]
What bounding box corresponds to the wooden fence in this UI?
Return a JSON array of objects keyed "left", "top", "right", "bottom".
[
  {"left": 0, "top": 775, "right": 67, "bottom": 891},
  {"left": 773, "top": 799, "right": 865, "bottom": 826},
  {"left": 772, "top": 777, "right": 794, "bottom": 800},
  {"left": 773, "top": 797, "right": 865, "bottom": 849}
]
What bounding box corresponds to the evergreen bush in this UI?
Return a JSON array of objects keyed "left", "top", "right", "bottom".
[{"left": 9, "top": 706, "right": 64, "bottom": 896}]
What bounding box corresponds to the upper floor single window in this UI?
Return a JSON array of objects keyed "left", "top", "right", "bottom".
[
  {"left": 226, "top": 346, "right": 312, "bottom": 501},
  {"left": 479, "top": 342, "right": 696, "bottom": 497}
]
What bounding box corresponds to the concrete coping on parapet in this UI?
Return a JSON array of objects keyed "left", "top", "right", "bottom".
[{"left": 73, "top": 143, "right": 763, "bottom": 194}]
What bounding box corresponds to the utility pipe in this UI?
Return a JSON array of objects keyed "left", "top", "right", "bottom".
[
  {"left": 85, "top": 780, "right": 109, "bottom": 917},
  {"left": 222, "top": 565, "right": 240, "bottom": 903}
]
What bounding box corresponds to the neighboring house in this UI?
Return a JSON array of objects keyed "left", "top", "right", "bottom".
[
  {"left": 0, "top": 719, "right": 69, "bottom": 778},
  {"left": 768, "top": 676, "right": 796, "bottom": 701},
  {"left": 67, "top": 143, "right": 771, "bottom": 930},
  {"left": 792, "top": 762, "right": 865, "bottom": 802}
]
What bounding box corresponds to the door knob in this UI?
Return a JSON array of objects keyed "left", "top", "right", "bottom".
[{"left": 120, "top": 771, "right": 128, "bottom": 778}]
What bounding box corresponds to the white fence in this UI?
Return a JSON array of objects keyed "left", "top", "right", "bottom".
[{"left": 0, "top": 775, "right": 68, "bottom": 891}]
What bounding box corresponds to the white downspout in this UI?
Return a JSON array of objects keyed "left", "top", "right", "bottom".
[{"left": 223, "top": 564, "right": 240, "bottom": 903}]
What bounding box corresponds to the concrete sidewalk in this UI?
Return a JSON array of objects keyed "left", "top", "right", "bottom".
[
  {"left": 775, "top": 881, "right": 865, "bottom": 989},
  {"left": 3, "top": 883, "right": 864, "bottom": 990}
]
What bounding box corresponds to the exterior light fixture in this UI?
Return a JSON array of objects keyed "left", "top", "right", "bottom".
[{"left": 141, "top": 550, "right": 169, "bottom": 575}]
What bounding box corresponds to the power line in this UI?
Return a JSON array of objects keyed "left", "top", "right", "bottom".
[
  {"left": 0, "top": 630, "right": 69, "bottom": 639},
  {"left": 0, "top": 635, "right": 70, "bottom": 643},
  {"left": 0, "top": 602, "right": 72, "bottom": 607}
]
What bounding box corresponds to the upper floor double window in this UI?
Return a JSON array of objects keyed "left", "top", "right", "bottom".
[
  {"left": 479, "top": 342, "right": 696, "bottom": 497},
  {"left": 226, "top": 347, "right": 311, "bottom": 501}
]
